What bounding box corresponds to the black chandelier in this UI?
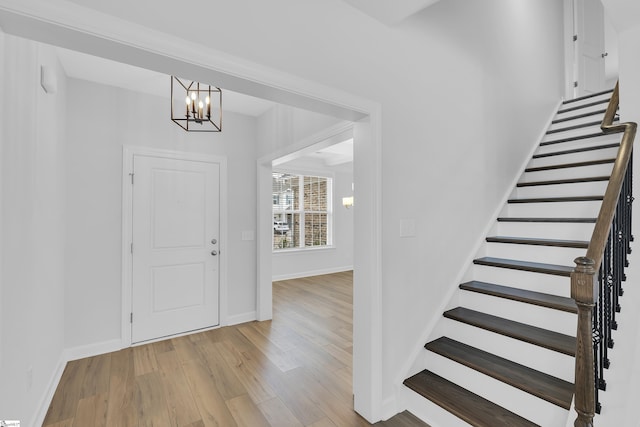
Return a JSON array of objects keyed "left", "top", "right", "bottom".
[{"left": 171, "top": 76, "right": 222, "bottom": 132}]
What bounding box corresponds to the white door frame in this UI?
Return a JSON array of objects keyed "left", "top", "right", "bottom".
[
  {"left": 0, "top": 3, "right": 384, "bottom": 422},
  {"left": 121, "top": 146, "right": 228, "bottom": 346},
  {"left": 564, "top": 0, "right": 577, "bottom": 99}
]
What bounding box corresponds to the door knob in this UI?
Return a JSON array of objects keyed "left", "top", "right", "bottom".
[
  {"left": 211, "top": 250, "right": 218, "bottom": 256},
  {"left": 211, "top": 238, "right": 217, "bottom": 244}
]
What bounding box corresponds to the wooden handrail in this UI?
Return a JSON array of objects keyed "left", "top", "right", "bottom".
[
  {"left": 585, "top": 82, "right": 637, "bottom": 271},
  {"left": 572, "top": 81, "right": 637, "bottom": 427}
]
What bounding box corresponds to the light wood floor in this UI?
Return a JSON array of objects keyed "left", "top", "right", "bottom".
[{"left": 43, "top": 271, "right": 427, "bottom": 427}]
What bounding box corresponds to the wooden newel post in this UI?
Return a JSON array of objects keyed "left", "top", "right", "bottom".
[{"left": 571, "top": 256, "right": 597, "bottom": 427}]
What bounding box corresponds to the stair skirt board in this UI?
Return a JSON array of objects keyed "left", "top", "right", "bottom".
[{"left": 402, "top": 91, "right": 618, "bottom": 427}]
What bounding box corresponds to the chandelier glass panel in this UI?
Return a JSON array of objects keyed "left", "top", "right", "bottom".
[{"left": 171, "top": 76, "right": 222, "bottom": 132}]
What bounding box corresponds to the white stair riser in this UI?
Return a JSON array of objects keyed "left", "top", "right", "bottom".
[
  {"left": 521, "top": 163, "right": 614, "bottom": 182},
  {"left": 423, "top": 352, "right": 569, "bottom": 427},
  {"left": 556, "top": 105, "right": 608, "bottom": 117},
  {"left": 483, "top": 242, "right": 584, "bottom": 268},
  {"left": 559, "top": 94, "right": 611, "bottom": 109},
  {"left": 472, "top": 264, "right": 571, "bottom": 297},
  {"left": 442, "top": 318, "right": 575, "bottom": 382},
  {"left": 527, "top": 148, "right": 618, "bottom": 169},
  {"left": 548, "top": 115, "right": 605, "bottom": 131},
  {"left": 515, "top": 181, "right": 609, "bottom": 198},
  {"left": 507, "top": 201, "right": 602, "bottom": 217},
  {"left": 459, "top": 290, "right": 576, "bottom": 335},
  {"left": 402, "top": 386, "right": 473, "bottom": 427},
  {"left": 542, "top": 125, "right": 611, "bottom": 143},
  {"left": 496, "top": 221, "right": 595, "bottom": 241}
]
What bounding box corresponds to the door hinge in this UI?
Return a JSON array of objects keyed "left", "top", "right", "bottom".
[
  {"left": 130, "top": 242, "right": 133, "bottom": 254},
  {"left": 129, "top": 172, "right": 134, "bottom": 185},
  {"left": 130, "top": 312, "right": 133, "bottom": 323},
  {"left": 573, "top": 34, "right": 578, "bottom": 42},
  {"left": 574, "top": 81, "right": 578, "bottom": 88}
]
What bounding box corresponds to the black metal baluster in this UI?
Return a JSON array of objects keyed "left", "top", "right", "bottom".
[
  {"left": 593, "top": 300, "right": 601, "bottom": 414},
  {"left": 628, "top": 152, "right": 634, "bottom": 253},
  {"left": 604, "top": 231, "right": 614, "bottom": 360}
]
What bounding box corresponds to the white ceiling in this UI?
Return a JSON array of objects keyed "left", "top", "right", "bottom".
[
  {"left": 55, "top": 47, "right": 276, "bottom": 117},
  {"left": 278, "top": 139, "right": 353, "bottom": 170},
  {"left": 341, "top": 0, "right": 442, "bottom": 25},
  {"left": 307, "top": 138, "right": 353, "bottom": 167}
]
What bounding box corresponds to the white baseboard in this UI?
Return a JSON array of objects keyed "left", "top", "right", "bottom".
[
  {"left": 32, "top": 353, "right": 67, "bottom": 427},
  {"left": 226, "top": 311, "right": 257, "bottom": 326},
  {"left": 381, "top": 395, "right": 399, "bottom": 422},
  {"left": 63, "top": 338, "right": 123, "bottom": 362},
  {"left": 272, "top": 265, "right": 353, "bottom": 282}
]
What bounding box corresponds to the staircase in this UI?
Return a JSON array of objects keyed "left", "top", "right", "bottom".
[{"left": 403, "top": 89, "right": 624, "bottom": 427}]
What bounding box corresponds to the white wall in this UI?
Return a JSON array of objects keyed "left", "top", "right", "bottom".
[
  {"left": 0, "top": 25, "right": 4, "bottom": 374},
  {"left": 272, "top": 164, "right": 354, "bottom": 280},
  {"left": 0, "top": 35, "right": 67, "bottom": 424},
  {"left": 205, "top": 0, "right": 563, "bottom": 408},
  {"left": 256, "top": 104, "right": 344, "bottom": 158},
  {"left": 64, "top": 77, "right": 260, "bottom": 348}
]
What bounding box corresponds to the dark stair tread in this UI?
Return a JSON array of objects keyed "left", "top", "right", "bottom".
[
  {"left": 486, "top": 236, "right": 588, "bottom": 248},
  {"left": 473, "top": 257, "right": 573, "bottom": 277},
  {"left": 403, "top": 370, "right": 540, "bottom": 427},
  {"left": 532, "top": 143, "right": 620, "bottom": 159},
  {"left": 546, "top": 120, "right": 602, "bottom": 135},
  {"left": 508, "top": 195, "right": 603, "bottom": 203},
  {"left": 562, "top": 88, "right": 613, "bottom": 105},
  {"left": 425, "top": 337, "right": 574, "bottom": 409},
  {"left": 540, "top": 132, "right": 610, "bottom": 147},
  {"left": 460, "top": 281, "right": 578, "bottom": 313},
  {"left": 443, "top": 307, "right": 576, "bottom": 356},
  {"left": 525, "top": 158, "right": 615, "bottom": 172},
  {"left": 497, "top": 217, "right": 596, "bottom": 223},
  {"left": 517, "top": 176, "right": 609, "bottom": 187},
  {"left": 551, "top": 108, "right": 607, "bottom": 124}
]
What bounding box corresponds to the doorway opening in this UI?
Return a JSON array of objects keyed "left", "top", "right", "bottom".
[{"left": 271, "top": 126, "right": 354, "bottom": 281}]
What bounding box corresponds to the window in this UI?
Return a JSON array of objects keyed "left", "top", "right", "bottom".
[{"left": 272, "top": 171, "right": 332, "bottom": 250}]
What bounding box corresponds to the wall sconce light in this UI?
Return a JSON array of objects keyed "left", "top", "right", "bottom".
[{"left": 342, "top": 196, "right": 354, "bottom": 209}]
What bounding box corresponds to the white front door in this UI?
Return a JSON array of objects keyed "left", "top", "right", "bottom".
[
  {"left": 574, "top": 0, "right": 606, "bottom": 96},
  {"left": 131, "top": 154, "right": 220, "bottom": 343}
]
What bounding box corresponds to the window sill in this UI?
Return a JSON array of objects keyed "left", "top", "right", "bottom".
[{"left": 272, "top": 245, "right": 335, "bottom": 254}]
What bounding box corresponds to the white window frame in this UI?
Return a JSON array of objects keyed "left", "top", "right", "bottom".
[{"left": 272, "top": 169, "right": 333, "bottom": 252}]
